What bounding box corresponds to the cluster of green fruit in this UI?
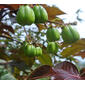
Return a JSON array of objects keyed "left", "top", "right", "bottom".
[
  {"left": 21, "top": 26, "right": 80, "bottom": 56},
  {"left": 46, "top": 25, "right": 80, "bottom": 44},
  {"left": 61, "top": 25, "right": 80, "bottom": 44},
  {"left": 16, "top": 5, "right": 80, "bottom": 55},
  {"left": 16, "top": 5, "right": 48, "bottom": 26},
  {"left": 46, "top": 28, "right": 60, "bottom": 54},
  {"left": 22, "top": 42, "right": 42, "bottom": 57},
  {"left": 46, "top": 25, "right": 80, "bottom": 53}
]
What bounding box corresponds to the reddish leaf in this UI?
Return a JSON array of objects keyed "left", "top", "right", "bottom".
[
  {"left": 0, "top": 4, "right": 22, "bottom": 10},
  {"left": 28, "top": 65, "right": 55, "bottom": 80},
  {"left": 80, "top": 68, "right": 85, "bottom": 80},
  {"left": 49, "top": 17, "right": 64, "bottom": 27},
  {"left": 37, "top": 24, "right": 46, "bottom": 31},
  {"left": 0, "top": 35, "right": 12, "bottom": 39},
  {"left": 80, "top": 68, "right": 85, "bottom": 77},
  {"left": 0, "top": 30, "right": 11, "bottom": 36},
  {"left": 0, "top": 4, "right": 35, "bottom": 10},
  {"left": 52, "top": 61, "right": 80, "bottom": 80},
  {"left": 0, "top": 23, "right": 14, "bottom": 34},
  {"left": 28, "top": 61, "right": 85, "bottom": 80},
  {"left": 42, "top": 4, "right": 65, "bottom": 20},
  {"left": 0, "top": 23, "right": 14, "bottom": 38}
]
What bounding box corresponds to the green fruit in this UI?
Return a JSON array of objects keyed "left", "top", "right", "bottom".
[
  {"left": 46, "top": 28, "right": 60, "bottom": 41},
  {"left": 61, "top": 25, "right": 80, "bottom": 44},
  {"left": 25, "top": 45, "right": 36, "bottom": 57},
  {"left": 36, "top": 47, "right": 42, "bottom": 56},
  {"left": 33, "top": 5, "right": 48, "bottom": 23},
  {"left": 16, "top": 5, "right": 35, "bottom": 26},
  {"left": 47, "top": 42, "right": 59, "bottom": 53}
]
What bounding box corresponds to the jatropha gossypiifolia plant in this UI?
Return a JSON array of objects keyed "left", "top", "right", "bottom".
[{"left": 0, "top": 4, "right": 83, "bottom": 80}]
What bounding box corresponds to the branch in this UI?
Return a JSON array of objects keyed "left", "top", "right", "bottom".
[
  {"left": 47, "top": 20, "right": 77, "bottom": 26},
  {"left": 23, "top": 26, "right": 29, "bottom": 42}
]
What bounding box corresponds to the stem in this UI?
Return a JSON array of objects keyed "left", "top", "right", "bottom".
[
  {"left": 23, "top": 26, "right": 28, "bottom": 42},
  {"left": 23, "top": 26, "right": 28, "bottom": 36}
]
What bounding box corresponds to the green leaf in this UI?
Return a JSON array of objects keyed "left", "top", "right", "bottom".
[
  {"left": 37, "top": 54, "right": 53, "bottom": 66},
  {"left": 61, "top": 38, "right": 85, "bottom": 57}
]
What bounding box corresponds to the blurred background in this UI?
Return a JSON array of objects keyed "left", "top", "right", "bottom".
[{"left": 53, "top": 0, "right": 85, "bottom": 38}]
